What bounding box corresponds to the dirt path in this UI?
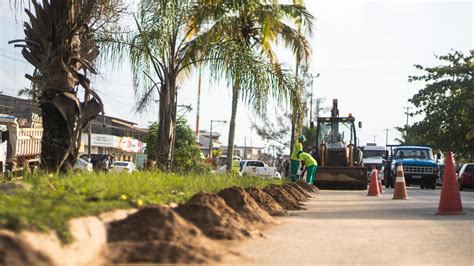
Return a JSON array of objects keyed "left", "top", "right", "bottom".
[{"left": 223, "top": 188, "right": 474, "bottom": 265}]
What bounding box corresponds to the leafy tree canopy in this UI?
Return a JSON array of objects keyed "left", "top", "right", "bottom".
[
  {"left": 144, "top": 118, "right": 208, "bottom": 173},
  {"left": 400, "top": 50, "right": 474, "bottom": 161}
]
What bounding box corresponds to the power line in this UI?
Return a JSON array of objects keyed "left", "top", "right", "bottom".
[{"left": 0, "top": 53, "right": 28, "bottom": 64}]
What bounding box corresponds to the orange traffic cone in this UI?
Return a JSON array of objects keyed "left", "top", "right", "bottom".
[
  {"left": 367, "top": 168, "right": 380, "bottom": 196},
  {"left": 392, "top": 164, "right": 409, "bottom": 199},
  {"left": 436, "top": 151, "right": 465, "bottom": 215}
]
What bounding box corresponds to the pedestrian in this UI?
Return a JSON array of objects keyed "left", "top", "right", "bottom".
[
  {"left": 297, "top": 151, "right": 318, "bottom": 185},
  {"left": 290, "top": 135, "right": 306, "bottom": 182}
]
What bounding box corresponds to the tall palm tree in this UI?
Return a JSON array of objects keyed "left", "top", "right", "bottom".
[
  {"left": 101, "top": 0, "right": 224, "bottom": 170},
  {"left": 10, "top": 0, "right": 124, "bottom": 172},
  {"left": 197, "top": 0, "right": 313, "bottom": 171}
]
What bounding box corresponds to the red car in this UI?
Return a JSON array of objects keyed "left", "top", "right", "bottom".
[{"left": 458, "top": 163, "right": 474, "bottom": 190}]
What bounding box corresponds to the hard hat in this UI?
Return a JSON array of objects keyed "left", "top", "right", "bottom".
[{"left": 298, "top": 135, "right": 306, "bottom": 142}]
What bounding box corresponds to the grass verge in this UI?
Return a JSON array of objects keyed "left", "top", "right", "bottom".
[{"left": 0, "top": 171, "right": 284, "bottom": 243}]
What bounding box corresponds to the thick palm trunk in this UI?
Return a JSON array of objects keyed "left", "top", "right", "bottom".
[
  {"left": 156, "top": 78, "right": 177, "bottom": 170},
  {"left": 40, "top": 103, "right": 75, "bottom": 172},
  {"left": 226, "top": 83, "right": 239, "bottom": 172}
]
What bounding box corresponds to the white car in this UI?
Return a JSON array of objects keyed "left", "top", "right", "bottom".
[
  {"left": 240, "top": 160, "right": 280, "bottom": 179},
  {"left": 74, "top": 157, "right": 93, "bottom": 172},
  {"left": 110, "top": 161, "right": 137, "bottom": 173}
]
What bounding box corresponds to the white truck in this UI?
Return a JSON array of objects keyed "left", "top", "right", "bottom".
[
  {"left": 240, "top": 160, "right": 281, "bottom": 179},
  {"left": 0, "top": 115, "right": 43, "bottom": 178},
  {"left": 361, "top": 143, "right": 386, "bottom": 182}
]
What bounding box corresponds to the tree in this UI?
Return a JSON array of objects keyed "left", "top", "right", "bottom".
[
  {"left": 10, "top": 0, "right": 124, "bottom": 172},
  {"left": 102, "top": 0, "right": 230, "bottom": 171},
  {"left": 401, "top": 50, "right": 474, "bottom": 161},
  {"left": 252, "top": 97, "right": 329, "bottom": 156},
  {"left": 198, "top": 0, "right": 313, "bottom": 172},
  {"left": 143, "top": 118, "right": 207, "bottom": 173}
]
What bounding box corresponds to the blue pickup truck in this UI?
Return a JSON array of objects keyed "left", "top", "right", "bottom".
[{"left": 384, "top": 145, "right": 440, "bottom": 189}]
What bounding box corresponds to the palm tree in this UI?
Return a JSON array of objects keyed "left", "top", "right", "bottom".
[
  {"left": 197, "top": 0, "right": 313, "bottom": 171},
  {"left": 9, "top": 0, "right": 125, "bottom": 172},
  {"left": 101, "top": 0, "right": 224, "bottom": 170}
]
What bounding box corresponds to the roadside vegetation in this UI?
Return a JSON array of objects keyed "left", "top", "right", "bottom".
[{"left": 0, "top": 171, "right": 284, "bottom": 243}]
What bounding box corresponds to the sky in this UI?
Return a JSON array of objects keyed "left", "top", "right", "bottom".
[{"left": 0, "top": 0, "right": 472, "bottom": 153}]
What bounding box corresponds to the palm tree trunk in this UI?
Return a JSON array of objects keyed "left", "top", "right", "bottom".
[
  {"left": 156, "top": 78, "right": 177, "bottom": 171},
  {"left": 40, "top": 103, "right": 75, "bottom": 172},
  {"left": 226, "top": 82, "right": 239, "bottom": 172}
]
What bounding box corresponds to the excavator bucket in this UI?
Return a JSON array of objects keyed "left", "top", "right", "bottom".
[{"left": 315, "top": 166, "right": 367, "bottom": 190}]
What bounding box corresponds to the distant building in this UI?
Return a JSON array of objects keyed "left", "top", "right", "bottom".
[
  {"left": 80, "top": 116, "right": 148, "bottom": 163},
  {"left": 0, "top": 93, "right": 37, "bottom": 126},
  {"left": 0, "top": 93, "right": 148, "bottom": 164},
  {"left": 220, "top": 145, "right": 264, "bottom": 160},
  {"left": 197, "top": 130, "right": 224, "bottom": 156}
]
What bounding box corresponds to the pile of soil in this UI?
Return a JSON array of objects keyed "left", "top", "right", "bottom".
[
  {"left": 0, "top": 233, "right": 51, "bottom": 266},
  {"left": 175, "top": 192, "right": 252, "bottom": 240},
  {"left": 282, "top": 184, "right": 309, "bottom": 202},
  {"left": 287, "top": 183, "right": 312, "bottom": 198},
  {"left": 106, "top": 206, "right": 222, "bottom": 264},
  {"left": 296, "top": 181, "right": 319, "bottom": 193},
  {"left": 244, "top": 187, "right": 286, "bottom": 216},
  {"left": 218, "top": 187, "right": 275, "bottom": 224},
  {"left": 263, "top": 185, "right": 304, "bottom": 210}
]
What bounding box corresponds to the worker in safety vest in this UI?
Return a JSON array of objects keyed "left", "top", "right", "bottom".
[
  {"left": 290, "top": 135, "right": 306, "bottom": 182},
  {"left": 297, "top": 151, "right": 318, "bottom": 185}
]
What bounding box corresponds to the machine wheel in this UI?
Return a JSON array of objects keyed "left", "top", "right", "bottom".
[
  {"left": 431, "top": 178, "right": 437, "bottom": 190},
  {"left": 420, "top": 183, "right": 425, "bottom": 189}
]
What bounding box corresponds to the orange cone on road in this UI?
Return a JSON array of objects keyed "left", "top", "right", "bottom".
[
  {"left": 392, "top": 164, "right": 409, "bottom": 200},
  {"left": 367, "top": 168, "right": 380, "bottom": 196},
  {"left": 436, "top": 151, "right": 465, "bottom": 215}
]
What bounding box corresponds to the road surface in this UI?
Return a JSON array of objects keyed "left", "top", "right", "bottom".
[{"left": 223, "top": 187, "right": 474, "bottom": 265}]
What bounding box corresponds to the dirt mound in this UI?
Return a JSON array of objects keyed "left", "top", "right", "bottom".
[
  {"left": 282, "top": 184, "right": 308, "bottom": 202},
  {"left": 107, "top": 206, "right": 222, "bottom": 264},
  {"left": 244, "top": 187, "right": 286, "bottom": 216},
  {"left": 296, "top": 181, "right": 319, "bottom": 193},
  {"left": 0, "top": 232, "right": 51, "bottom": 266},
  {"left": 175, "top": 192, "right": 252, "bottom": 240},
  {"left": 218, "top": 187, "right": 275, "bottom": 224},
  {"left": 287, "top": 183, "right": 312, "bottom": 198},
  {"left": 263, "top": 185, "right": 304, "bottom": 210}
]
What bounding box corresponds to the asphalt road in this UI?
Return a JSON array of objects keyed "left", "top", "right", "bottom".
[{"left": 223, "top": 187, "right": 474, "bottom": 265}]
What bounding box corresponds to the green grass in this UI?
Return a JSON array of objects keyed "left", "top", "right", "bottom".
[{"left": 0, "top": 171, "right": 284, "bottom": 243}]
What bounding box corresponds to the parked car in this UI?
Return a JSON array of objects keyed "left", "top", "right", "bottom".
[
  {"left": 79, "top": 154, "right": 113, "bottom": 171},
  {"left": 74, "top": 157, "right": 93, "bottom": 172},
  {"left": 109, "top": 161, "right": 137, "bottom": 173},
  {"left": 240, "top": 160, "right": 280, "bottom": 179},
  {"left": 458, "top": 163, "right": 474, "bottom": 190}
]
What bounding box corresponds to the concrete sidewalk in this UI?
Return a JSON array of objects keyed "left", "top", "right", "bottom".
[{"left": 223, "top": 188, "right": 474, "bottom": 265}]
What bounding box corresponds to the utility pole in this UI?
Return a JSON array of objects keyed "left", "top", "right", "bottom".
[
  {"left": 243, "top": 136, "right": 247, "bottom": 159},
  {"left": 308, "top": 73, "right": 320, "bottom": 127},
  {"left": 195, "top": 67, "right": 202, "bottom": 136},
  {"left": 372, "top": 135, "right": 377, "bottom": 144},
  {"left": 208, "top": 120, "right": 226, "bottom": 156},
  {"left": 404, "top": 106, "right": 411, "bottom": 128},
  {"left": 383, "top": 129, "right": 390, "bottom": 149}
]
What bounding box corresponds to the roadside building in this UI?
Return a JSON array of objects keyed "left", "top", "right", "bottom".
[
  {"left": 197, "top": 130, "right": 224, "bottom": 156},
  {"left": 80, "top": 116, "right": 148, "bottom": 165},
  {"left": 220, "top": 145, "right": 264, "bottom": 160}
]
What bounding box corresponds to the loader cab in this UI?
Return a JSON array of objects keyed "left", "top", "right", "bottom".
[{"left": 315, "top": 115, "right": 360, "bottom": 166}]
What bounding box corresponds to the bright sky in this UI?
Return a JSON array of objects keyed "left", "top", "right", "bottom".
[{"left": 0, "top": 0, "right": 472, "bottom": 153}]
